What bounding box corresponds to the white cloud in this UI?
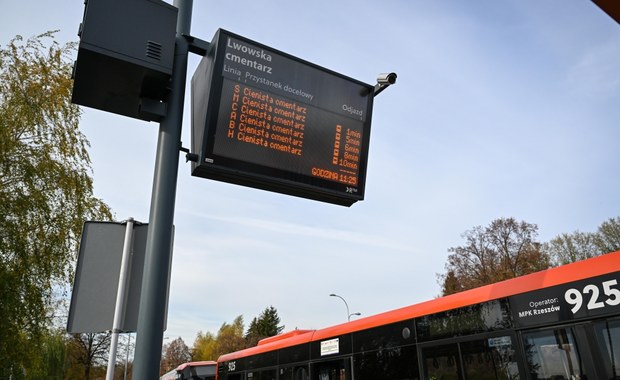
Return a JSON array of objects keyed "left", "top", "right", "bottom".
[{"left": 566, "top": 35, "right": 620, "bottom": 96}]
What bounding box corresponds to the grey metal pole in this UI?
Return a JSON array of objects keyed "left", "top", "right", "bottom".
[
  {"left": 123, "top": 333, "right": 131, "bottom": 380},
  {"left": 132, "top": 1, "right": 192, "bottom": 378},
  {"left": 106, "top": 218, "right": 135, "bottom": 380}
]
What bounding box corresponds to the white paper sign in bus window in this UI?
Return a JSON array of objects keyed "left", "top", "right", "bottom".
[
  {"left": 320, "top": 338, "right": 339, "bottom": 356},
  {"left": 488, "top": 336, "right": 512, "bottom": 348}
]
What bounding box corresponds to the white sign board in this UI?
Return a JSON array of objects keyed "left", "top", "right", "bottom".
[{"left": 320, "top": 338, "right": 340, "bottom": 356}]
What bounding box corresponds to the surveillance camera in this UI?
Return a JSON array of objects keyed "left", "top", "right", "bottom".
[
  {"left": 377, "top": 72, "right": 397, "bottom": 85},
  {"left": 373, "top": 72, "right": 397, "bottom": 97}
]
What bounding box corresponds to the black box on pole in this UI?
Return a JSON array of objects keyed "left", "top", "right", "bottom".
[{"left": 71, "top": 0, "right": 177, "bottom": 121}]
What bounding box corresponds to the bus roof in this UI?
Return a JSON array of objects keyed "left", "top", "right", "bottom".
[
  {"left": 176, "top": 361, "right": 217, "bottom": 371},
  {"left": 257, "top": 329, "right": 315, "bottom": 346},
  {"left": 219, "top": 250, "right": 620, "bottom": 362}
]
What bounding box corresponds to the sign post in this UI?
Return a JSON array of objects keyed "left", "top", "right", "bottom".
[{"left": 105, "top": 218, "right": 134, "bottom": 380}]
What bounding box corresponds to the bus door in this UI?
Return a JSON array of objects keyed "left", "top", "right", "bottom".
[{"left": 311, "top": 358, "right": 351, "bottom": 380}]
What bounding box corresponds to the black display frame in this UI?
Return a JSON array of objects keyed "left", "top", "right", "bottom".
[{"left": 191, "top": 29, "right": 374, "bottom": 206}]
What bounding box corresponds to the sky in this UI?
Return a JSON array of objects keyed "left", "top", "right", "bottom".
[{"left": 2, "top": 1, "right": 620, "bottom": 349}]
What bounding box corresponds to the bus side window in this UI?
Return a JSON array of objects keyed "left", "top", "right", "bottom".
[
  {"left": 460, "top": 336, "right": 520, "bottom": 379},
  {"left": 294, "top": 366, "right": 308, "bottom": 380},
  {"left": 260, "top": 368, "right": 276, "bottom": 380},
  {"left": 312, "top": 359, "right": 350, "bottom": 380},
  {"left": 353, "top": 345, "right": 419, "bottom": 380},
  {"left": 593, "top": 320, "right": 620, "bottom": 379},
  {"left": 523, "top": 327, "right": 587, "bottom": 380},
  {"left": 279, "top": 365, "right": 308, "bottom": 380},
  {"left": 421, "top": 343, "right": 462, "bottom": 380}
]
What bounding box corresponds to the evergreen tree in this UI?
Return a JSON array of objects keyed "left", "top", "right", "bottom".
[{"left": 245, "top": 306, "right": 285, "bottom": 347}]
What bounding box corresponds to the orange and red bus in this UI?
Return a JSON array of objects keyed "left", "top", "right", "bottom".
[
  {"left": 217, "top": 250, "right": 620, "bottom": 379},
  {"left": 161, "top": 361, "right": 217, "bottom": 380}
]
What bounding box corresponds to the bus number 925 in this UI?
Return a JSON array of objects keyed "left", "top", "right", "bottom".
[{"left": 565, "top": 279, "right": 620, "bottom": 314}]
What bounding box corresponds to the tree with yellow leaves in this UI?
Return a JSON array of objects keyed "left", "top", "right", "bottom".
[{"left": 0, "top": 32, "right": 112, "bottom": 377}]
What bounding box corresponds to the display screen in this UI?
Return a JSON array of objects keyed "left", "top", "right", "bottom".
[{"left": 191, "top": 29, "right": 374, "bottom": 206}]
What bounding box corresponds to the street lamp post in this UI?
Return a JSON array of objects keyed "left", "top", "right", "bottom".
[
  {"left": 330, "top": 293, "right": 361, "bottom": 322},
  {"left": 124, "top": 333, "right": 132, "bottom": 380}
]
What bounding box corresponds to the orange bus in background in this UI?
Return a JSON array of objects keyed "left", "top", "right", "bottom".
[
  {"left": 217, "top": 250, "right": 620, "bottom": 380},
  {"left": 160, "top": 361, "right": 216, "bottom": 380}
]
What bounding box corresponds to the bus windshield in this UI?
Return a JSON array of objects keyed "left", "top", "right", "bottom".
[{"left": 160, "top": 361, "right": 216, "bottom": 380}]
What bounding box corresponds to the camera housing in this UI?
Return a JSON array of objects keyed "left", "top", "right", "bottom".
[
  {"left": 377, "top": 72, "right": 397, "bottom": 85},
  {"left": 373, "top": 72, "right": 397, "bottom": 97}
]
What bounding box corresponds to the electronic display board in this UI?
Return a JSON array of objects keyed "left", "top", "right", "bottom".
[{"left": 191, "top": 29, "right": 374, "bottom": 206}]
